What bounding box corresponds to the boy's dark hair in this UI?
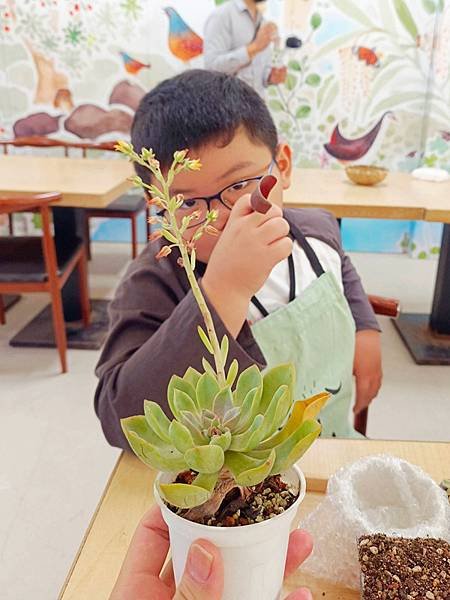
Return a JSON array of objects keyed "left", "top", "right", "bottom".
[{"left": 131, "top": 69, "right": 278, "bottom": 181}]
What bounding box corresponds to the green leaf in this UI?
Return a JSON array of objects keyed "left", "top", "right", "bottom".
[
  {"left": 202, "top": 357, "right": 217, "bottom": 378},
  {"left": 422, "top": 0, "right": 436, "bottom": 13},
  {"left": 370, "top": 91, "right": 420, "bottom": 117},
  {"left": 259, "top": 385, "right": 291, "bottom": 441},
  {"left": 213, "top": 386, "right": 234, "bottom": 418},
  {"left": 296, "top": 105, "right": 311, "bottom": 119},
  {"left": 167, "top": 375, "right": 197, "bottom": 417},
  {"left": 183, "top": 366, "right": 202, "bottom": 390},
  {"left": 169, "top": 420, "right": 195, "bottom": 453},
  {"left": 220, "top": 335, "right": 229, "bottom": 364},
  {"left": 226, "top": 359, "right": 239, "bottom": 387},
  {"left": 332, "top": 0, "right": 375, "bottom": 28},
  {"left": 393, "top": 0, "right": 418, "bottom": 40},
  {"left": 196, "top": 372, "right": 220, "bottom": 411},
  {"left": 286, "top": 73, "right": 298, "bottom": 91},
  {"left": 185, "top": 444, "right": 224, "bottom": 473},
  {"left": 121, "top": 416, "right": 187, "bottom": 471},
  {"left": 311, "top": 12, "right": 322, "bottom": 29},
  {"left": 260, "top": 364, "right": 295, "bottom": 414},
  {"left": 210, "top": 430, "right": 232, "bottom": 452},
  {"left": 158, "top": 482, "right": 211, "bottom": 508},
  {"left": 288, "top": 59, "right": 302, "bottom": 72},
  {"left": 270, "top": 420, "right": 321, "bottom": 475},
  {"left": 193, "top": 472, "right": 219, "bottom": 493},
  {"left": 269, "top": 99, "right": 284, "bottom": 112},
  {"left": 229, "top": 414, "right": 264, "bottom": 451},
  {"left": 197, "top": 326, "right": 214, "bottom": 354},
  {"left": 179, "top": 411, "right": 206, "bottom": 445},
  {"left": 161, "top": 229, "right": 178, "bottom": 244},
  {"left": 430, "top": 246, "right": 440, "bottom": 255},
  {"left": 227, "top": 448, "right": 276, "bottom": 487},
  {"left": 235, "top": 387, "right": 261, "bottom": 432},
  {"left": 235, "top": 365, "right": 263, "bottom": 406},
  {"left": 306, "top": 73, "right": 321, "bottom": 87},
  {"left": 172, "top": 389, "right": 198, "bottom": 420},
  {"left": 143, "top": 401, "right": 172, "bottom": 444}
]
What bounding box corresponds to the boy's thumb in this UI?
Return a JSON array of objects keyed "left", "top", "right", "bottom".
[
  {"left": 228, "top": 193, "right": 253, "bottom": 220},
  {"left": 174, "top": 540, "right": 224, "bottom": 600}
]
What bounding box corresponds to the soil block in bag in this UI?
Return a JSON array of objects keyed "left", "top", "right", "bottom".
[{"left": 358, "top": 534, "right": 450, "bottom": 599}]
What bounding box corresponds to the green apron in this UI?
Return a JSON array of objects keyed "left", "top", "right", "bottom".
[{"left": 250, "top": 220, "right": 360, "bottom": 438}]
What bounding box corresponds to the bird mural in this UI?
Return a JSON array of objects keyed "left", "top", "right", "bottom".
[
  {"left": 119, "top": 51, "right": 151, "bottom": 75},
  {"left": 163, "top": 7, "right": 203, "bottom": 64},
  {"left": 352, "top": 46, "right": 381, "bottom": 68},
  {"left": 324, "top": 112, "right": 393, "bottom": 162}
]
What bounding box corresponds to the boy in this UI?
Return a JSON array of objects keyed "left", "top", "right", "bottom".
[{"left": 95, "top": 70, "right": 381, "bottom": 449}]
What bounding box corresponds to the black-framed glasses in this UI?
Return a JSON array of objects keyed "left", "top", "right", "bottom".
[{"left": 159, "top": 160, "right": 276, "bottom": 228}]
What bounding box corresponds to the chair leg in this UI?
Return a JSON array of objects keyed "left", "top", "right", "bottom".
[
  {"left": 0, "top": 295, "right": 5, "bottom": 325},
  {"left": 77, "top": 250, "right": 91, "bottom": 327},
  {"left": 84, "top": 212, "right": 92, "bottom": 261},
  {"left": 49, "top": 288, "right": 68, "bottom": 373},
  {"left": 131, "top": 214, "right": 138, "bottom": 259},
  {"left": 8, "top": 214, "right": 14, "bottom": 235},
  {"left": 145, "top": 206, "right": 151, "bottom": 241},
  {"left": 354, "top": 407, "right": 369, "bottom": 437}
]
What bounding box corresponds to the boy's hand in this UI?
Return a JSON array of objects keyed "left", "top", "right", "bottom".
[
  {"left": 353, "top": 330, "right": 382, "bottom": 414},
  {"left": 202, "top": 194, "right": 292, "bottom": 337}
]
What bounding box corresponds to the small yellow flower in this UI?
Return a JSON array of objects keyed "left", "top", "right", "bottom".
[
  {"left": 174, "top": 149, "right": 189, "bottom": 163},
  {"left": 185, "top": 159, "right": 202, "bottom": 172}
]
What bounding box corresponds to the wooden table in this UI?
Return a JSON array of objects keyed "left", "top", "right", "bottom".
[
  {"left": 285, "top": 168, "right": 450, "bottom": 364},
  {"left": 0, "top": 155, "right": 133, "bottom": 348},
  {"left": 59, "top": 439, "right": 450, "bottom": 600},
  {"left": 0, "top": 155, "right": 133, "bottom": 208}
]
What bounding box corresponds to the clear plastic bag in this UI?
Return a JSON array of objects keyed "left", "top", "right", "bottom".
[{"left": 301, "top": 454, "right": 450, "bottom": 589}]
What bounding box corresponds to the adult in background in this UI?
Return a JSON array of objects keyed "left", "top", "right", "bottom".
[{"left": 204, "top": 0, "right": 287, "bottom": 98}]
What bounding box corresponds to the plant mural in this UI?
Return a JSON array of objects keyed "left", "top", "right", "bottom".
[{"left": 0, "top": 0, "right": 447, "bottom": 257}]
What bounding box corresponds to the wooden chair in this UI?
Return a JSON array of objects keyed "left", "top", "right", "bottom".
[
  {"left": 1, "top": 137, "right": 150, "bottom": 259},
  {"left": 0, "top": 193, "right": 90, "bottom": 373},
  {"left": 354, "top": 294, "right": 400, "bottom": 436}
]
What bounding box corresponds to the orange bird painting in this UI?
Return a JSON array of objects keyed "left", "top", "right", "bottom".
[
  {"left": 163, "top": 7, "right": 203, "bottom": 64},
  {"left": 119, "top": 51, "right": 151, "bottom": 75},
  {"left": 324, "top": 112, "right": 393, "bottom": 162},
  {"left": 353, "top": 46, "right": 381, "bottom": 68}
]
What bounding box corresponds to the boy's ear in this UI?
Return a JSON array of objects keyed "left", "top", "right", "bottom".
[{"left": 276, "top": 143, "right": 293, "bottom": 190}]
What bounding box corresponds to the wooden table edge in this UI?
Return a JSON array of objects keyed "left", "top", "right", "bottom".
[{"left": 58, "top": 451, "right": 125, "bottom": 600}]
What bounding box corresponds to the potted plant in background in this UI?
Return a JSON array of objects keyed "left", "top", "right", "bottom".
[{"left": 115, "top": 141, "right": 329, "bottom": 600}]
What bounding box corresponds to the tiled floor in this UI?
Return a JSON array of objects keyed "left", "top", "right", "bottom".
[{"left": 1, "top": 243, "right": 449, "bottom": 600}]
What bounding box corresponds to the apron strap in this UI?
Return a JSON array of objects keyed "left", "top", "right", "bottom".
[{"left": 251, "top": 218, "right": 326, "bottom": 316}]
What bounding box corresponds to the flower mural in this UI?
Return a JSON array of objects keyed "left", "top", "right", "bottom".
[{"left": 0, "top": 0, "right": 447, "bottom": 256}]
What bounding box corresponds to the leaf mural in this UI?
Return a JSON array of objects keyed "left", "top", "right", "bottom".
[
  {"left": 393, "top": 0, "right": 419, "bottom": 41},
  {"left": 332, "top": 0, "right": 375, "bottom": 29}
]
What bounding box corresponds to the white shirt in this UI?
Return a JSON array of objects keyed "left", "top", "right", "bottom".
[{"left": 248, "top": 238, "right": 343, "bottom": 324}]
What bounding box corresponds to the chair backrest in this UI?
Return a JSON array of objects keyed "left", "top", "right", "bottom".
[
  {"left": 0, "top": 137, "right": 118, "bottom": 158},
  {"left": 0, "top": 192, "right": 61, "bottom": 215}
]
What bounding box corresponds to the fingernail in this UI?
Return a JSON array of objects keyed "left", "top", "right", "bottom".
[{"left": 187, "top": 543, "right": 214, "bottom": 583}]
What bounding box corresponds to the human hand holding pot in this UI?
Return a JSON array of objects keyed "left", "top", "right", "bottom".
[{"left": 109, "top": 505, "right": 313, "bottom": 600}]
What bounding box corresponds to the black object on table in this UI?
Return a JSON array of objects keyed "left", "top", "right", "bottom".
[{"left": 393, "top": 224, "right": 450, "bottom": 365}]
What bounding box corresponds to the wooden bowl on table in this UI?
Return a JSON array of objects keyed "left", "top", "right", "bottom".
[{"left": 345, "top": 165, "right": 388, "bottom": 186}]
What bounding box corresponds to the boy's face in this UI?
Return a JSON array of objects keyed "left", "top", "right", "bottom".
[{"left": 168, "top": 127, "right": 292, "bottom": 263}]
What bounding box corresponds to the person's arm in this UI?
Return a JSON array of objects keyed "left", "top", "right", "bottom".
[
  {"left": 94, "top": 255, "right": 265, "bottom": 450},
  {"left": 203, "top": 12, "right": 251, "bottom": 75}
]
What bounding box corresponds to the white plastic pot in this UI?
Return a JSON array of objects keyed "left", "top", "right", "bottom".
[{"left": 155, "top": 465, "right": 306, "bottom": 600}]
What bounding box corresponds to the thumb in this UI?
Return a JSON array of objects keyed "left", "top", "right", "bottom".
[
  {"left": 228, "top": 193, "right": 253, "bottom": 220},
  {"left": 174, "top": 539, "right": 224, "bottom": 600}
]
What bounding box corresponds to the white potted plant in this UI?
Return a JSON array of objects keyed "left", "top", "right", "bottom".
[{"left": 116, "top": 141, "right": 329, "bottom": 600}]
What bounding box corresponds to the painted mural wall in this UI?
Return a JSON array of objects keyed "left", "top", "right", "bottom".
[{"left": 0, "top": 0, "right": 448, "bottom": 258}]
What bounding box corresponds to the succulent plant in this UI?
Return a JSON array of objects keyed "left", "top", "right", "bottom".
[
  {"left": 116, "top": 141, "right": 329, "bottom": 517},
  {"left": 122, "top": 358, "right": 329, "bottom": 510}
]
